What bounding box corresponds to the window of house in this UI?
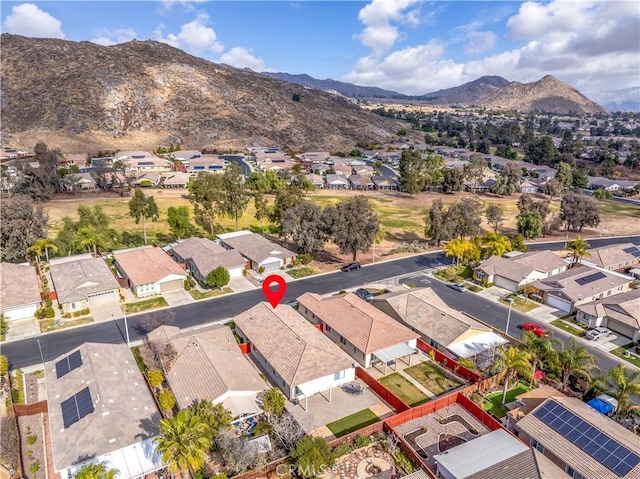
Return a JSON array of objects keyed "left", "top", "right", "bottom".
[
  {"left": 325, "top": 324, "right": 331, "bottom": 332},
  {"left": 340, "top": 336, "right": 346, "bottom": 345},
  {"left": 565, "top": 466, "right": 584, "bottom": 479},
  {"left": 530, "top": 438, "right": 545, "bottom": 453},
  {"left": 334, "top": 370, "right": 345, "bottom": 380}
]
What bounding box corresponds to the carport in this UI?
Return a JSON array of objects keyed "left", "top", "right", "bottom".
[
  {"left": 447, "top": 332, "right": 508, "bottom": 359},
  {"left": 372, "top": 343, "right": 416, "bottom": 375}
]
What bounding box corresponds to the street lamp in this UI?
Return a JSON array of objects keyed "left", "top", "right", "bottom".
[
  {"left": 114, "top": 307, "right": 130, "bottom": 347},
  {"left": 505, "top": 298, "right": 514, "bottom": 335}
]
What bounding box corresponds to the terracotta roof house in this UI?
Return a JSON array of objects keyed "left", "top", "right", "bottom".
[
  {"left": 217, "top": 231, "right": 296, "bottom": 273},
  {"left": 515, "top": 397, "right": 640, "bottom": 479},
  {"left": 233, "top": 302, "right": 355, "bottom": 410},
  {"left": 45, "top": 342, "right": 163, "bottom": 479},
  {"left": 532, "top": 265, "right": 633, "bottom": 313},
  {"left": 433, "top": 429, "right": 565, "bottom": 479},
  {"left": 169, "top": 237, "right": 245, "bottom": 281},
  {"left": 49, "top": 256, "right": 120, "bottom": 315},
  {"left": 146, "top": 325, "right": 266, "bottom": 418},
  {"left": 373, "top": 288, "right": 507, "bottom": 358},
  {"left": 576, "top": 289, "right": 640, "bottom": 342},
  {"left": 113, "top": 247, "right": 187, "bottom": 297},
  {"left": 0, "top": 263, "right": 41, "bottom": 321},
  {"left": 325, "top": 174, "right": 350, "bottom": 189},
  {"left": 333, "top": 164, "right": 353, "bottom": 176},
  {"left": 474, "top": 250, "right": 568, "bottom": 292},
  {"left": 584, "top": 243, "right": 640, "bottom": 271},
  {"left": 297, "top": 292, "right": 419, "bottom": 369},
  {"left": 163, "top": 171, "right": 191, "bottom": 188},
  {"left": 505, "top": 385, "right": 567, "bottom": 432}
]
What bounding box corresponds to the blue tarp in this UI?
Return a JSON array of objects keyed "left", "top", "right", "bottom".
[{"left": 587, "top": 398, "right": 614, "bottom": 414}]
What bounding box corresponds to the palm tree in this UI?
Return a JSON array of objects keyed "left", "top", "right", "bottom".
[
  {"left": 76, "top": 226, "right": 103, "bottom": 257},
  {"left": 494, "top": 346, "right": 532, "bottom": 407},
  {"left": 521, "top": 331, "right": 559, "bottom": 386},
  {"left": 557, "top": 338, "right": 598, "bottom": 392},
  {"left": 567, "top": 236, "right": 591, "bottom": 266},
  {"left": 597, "top": 364, "right": 640, "bottom": 417},
  {"left": 154, "top": 409, "right": 211, "bottom": 478},
  {"left": 27, "top": 238, "right": 58, "bottom": 263},
  {"left": 74, "top": 463, "right": 119, "bottom": 479}
]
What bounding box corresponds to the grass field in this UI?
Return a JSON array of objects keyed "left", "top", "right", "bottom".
[
  {"left": 125, "top": 296, "right": 169, "bottom": 313},
  {"left": 483, "top": 381, "right": 532, "bottom": 418},
  {"left": 404, "top": 362, "right": 463, "bottom": 396},
  {"left": 379, "top": 372, "right": 430, "bottom": 407},
  {"left": 610, "top": 344, "right": 640, "bottom": 368},
  {"left": 40, "top": 317, "right": 94, "bottom": 333},
  {"left": 287, "top": 267, "right": 317, "bottom": 279},
  {"left": 325, "top": 409, "right": 380, "bottom": 437}
]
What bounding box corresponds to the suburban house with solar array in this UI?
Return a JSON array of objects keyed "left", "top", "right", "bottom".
[
  {"left": 515, "top": 397, "right": 640, "bottom": 479},
  {"left": 233, "top": 302, "right": 355, "bottom": 410},
  {"left": 583, "top": 243, "right": 640, "bottom": 271},
  {"left": 0, "top": 262, "right": 41, "bottom": 320},
  {"left": 45, "top": 342, "right": 163, "bottom": 479},
  {"left": 146, "top": 324, "right": 267, "bottom": 420},
  {"left": 531, "top": 265, "right": 633, "bottom": 313},
  {"left": 296, "top": 292, "right": 419, "bottom": 371}
]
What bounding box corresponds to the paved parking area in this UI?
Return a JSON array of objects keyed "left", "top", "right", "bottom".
[{"left": 88, "top": 298, "right": 124, "bottom": 322}]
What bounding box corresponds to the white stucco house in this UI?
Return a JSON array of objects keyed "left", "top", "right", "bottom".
[
  {"left": 113, "top": 246, "right": 187, "bottom": 297},
  {"left": 0, "top": 262, "right": 41, "bottom": 320}
]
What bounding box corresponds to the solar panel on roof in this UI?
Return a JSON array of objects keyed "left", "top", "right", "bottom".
[
  {"left": 55, "top": 350, "right": 83, "bottom": 379},
  {"left": 575, "top": 271, "right": 606, "bottom": 285},
  {"left": 623, "top": 247, "right": 636, "bottom": 254},
  {"left": 139, "top": 161, "right": 153, "bottom": 165},
  {"left": 76, "top": 387, "right": 94, "bottom": 418},
  {"left": 533, "top": 400, "right": 640, "bottom": 476},
  {"left": 60, "top": 387, "right": 94, "bottom": 429}
]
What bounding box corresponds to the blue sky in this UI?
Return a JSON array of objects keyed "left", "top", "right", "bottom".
[{"left": 2, "top": 1, "right": 639, "bottom": 98}]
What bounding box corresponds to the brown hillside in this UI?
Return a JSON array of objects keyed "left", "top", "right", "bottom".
[{"left": 0, "top": 34, "right": 406, "bottom": 151}]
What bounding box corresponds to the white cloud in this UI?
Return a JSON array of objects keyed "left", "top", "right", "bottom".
[
  {"left": 4, "top": 3, "right": 64, "bottom": 39},
  {"left": 344, "top": 0, "right": 639, "bottom": 97},
  {"left": 220, "top": 47, "right": 271, "bottom": 72},
  {"left": 354, "top": 0, "right": 422, "bottom": 53},
  {"left": 464, "top": 31, "right": 496, "bottom": 55},
  {"left": 154, "top": 13, "right": 223, "bottom": 54},
  {"left": 90, "top": 28, "right": 137, "bottom": 46},
  {"left": 158, "top": 0, "right": 207, "bottom": 13}
]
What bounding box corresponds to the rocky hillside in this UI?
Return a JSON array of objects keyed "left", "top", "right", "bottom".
[
  {"left": 262, "top": 72, "right": 404, "bottom": 98},
  {"left": 416, "top": 76, "right": 510, "bottom": 104},
  {"left": 479, "top": 75, "right": 608, "bottom": 115},
  {"left": 0, "top": 34, "right": 406, "bottom": 152}
]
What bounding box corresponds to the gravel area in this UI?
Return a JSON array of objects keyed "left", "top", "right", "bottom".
[{"left": 17, "top": 414, "right": 46, "bottom": 479}]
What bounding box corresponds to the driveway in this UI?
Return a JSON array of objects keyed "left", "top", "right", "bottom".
[
  {"left": 88, "top": 297, "right": 124, "bottom": 323},
  {"left": 229, "top": 276, "right": 256, "bottom": 293},
  {"left": 163, "top": 289, "right": 194, "bottom": 306}
]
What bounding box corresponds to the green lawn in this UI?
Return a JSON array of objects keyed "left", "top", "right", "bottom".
[
  {"left": 379, "top": 372, "right": 430, "bottom": 407},
  {"left": 550, "top": 319, "right": 586, "bottom": 338},
  {"left": 287, "top": 267, "right": 317, "bottom": 279},
  {"left": 404, "top": 362, "right": 463, "bottom": 396},
  {"left": 483, "top": 381, "right": 533, "bottom": 418},
  {"left": 326, "top": 408, "right": 380, "bottom": 438},
  {"left": 500, "top": 297, "right": 539, "bottom": 313},
  {"left": 39, "top": 317, "right": 94, "bottom": 333},
  {"left": 433, "top": 265, "right": 473, "bottom": 283},
  {"left": 124, "top": 296, "right": 169, "bottom": 313},
  {"left": 611, "top": 344, "right": 640, "bottom": 368},
  {"left": 189, "top": 287, "right": 233, "bottom": 300}
]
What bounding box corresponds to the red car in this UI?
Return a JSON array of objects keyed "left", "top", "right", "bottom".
[{"left": 522, "top": 323, "right": 550, "bottom": 338}]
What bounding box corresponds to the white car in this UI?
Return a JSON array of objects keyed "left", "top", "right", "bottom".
[{"left": 585, "top": 327, "right": 611, "bottom": 341}]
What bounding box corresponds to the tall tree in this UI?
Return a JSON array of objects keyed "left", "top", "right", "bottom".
[
  {"left": 76, "top": 226, "right": 103, "bottom": 256},
  {"left": 521, "top": 331, "right": 559, "bottom": 386},
  {"left": 167, "top": 206, "right": 192, "bottom": 240},
  {"left": 494, "top": 346, "right": 532, "bottom": 406},
  {"left": 463, "top": 153, "right": 486, "bottom": 193},
  {"left": 447, "top": 197, "right": 483, "bottom": 238},
  {"left": 74, "top": 463, "right": 119, "bottom": 479},
  {"left": 424, "top": 199, "right": 453, "bottom": 247},
  {"left": 525, "top": 135, "right": 558, "bottom": 165},
  {"left": 556, "top": 161, "right": 574, "bottom": 190},
  {"left": 423, "top": 154, "right": 445, "bottom": 187},
  {"left": 328, "top": 196, "right": 379, "bottom": 261},
  {"left": 15, "top": 142, "right": 63, "bottom": 201},
  {"left": 27, "top": 238, "right": 58, "bottom": 263},
  {"left": 561, "top": 193, "right": 600, "bottom": 232},
  {"left": 290, "top": 436, "right": 335, "bottom": 479},
  {"left": 282, "top": 201, "right": 328, "bottom": 254},
  {"left": 485, "top": 204, "right": 505, "bottom": 233},
  {"left": 398, "top": 148, "right": 426, "bottom": 195},
  {"left": 188, "top": 172, "right": 223, "bottom": 235},
  {"left": 154, "top": 409, "right": 210, "bottom": 478},
  {"left": 220, "top": 163, "right": 250, "bottom": 230},
  {"left": 517, "top": 211, "right": 543, "bottom": 239},
  {"left": 261, "top": 388, "right": 286, "bottom": 418},
  {"left": 270, "top": 187, "right": 304, "bottom": 228},
  {"left": 0, "top": 195, "right": 49, "bottom": 262},
  {"left": 442, "top": 167, "right": 464, "bottom": 193},
  {"left": 189, "top": 399, "right": 232, "bottom": 441},
  {"left": 567, "top": 236, "right": 591, "bottom": 266},
  {"left": 128, "top": 189, "right": 160, "bottom": 244},
  {"left": 597, "top": 365, "right": 640, "bottom": 417},
  {"left": 557, "top": 338, "right": 598, "bottom": 392}
]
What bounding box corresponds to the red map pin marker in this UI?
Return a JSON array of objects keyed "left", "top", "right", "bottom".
[{"left": 262, "top": 274, "right": 287, "bottom": 308}]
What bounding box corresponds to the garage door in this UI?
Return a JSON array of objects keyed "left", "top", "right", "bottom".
[
  {"left": 261, "top": 261, "right": 281, "bottom": 273},
  {"left": 88, "top": 290, "right": 118, "bottom": 304},
  {"left": 607, "top": 319, "right": 635, "bottom": 340},
  {"left": 228, "top": 266, "right": 244, "bottom": 279},
  {"left": 160, "top": 279, "right": 184, "bottom": 292},
  {"left": 547, "top": 294, "right": 572, "bottom": 312},
  {"left": 494, "top": 276, "right": 518, "bottom": 292}
]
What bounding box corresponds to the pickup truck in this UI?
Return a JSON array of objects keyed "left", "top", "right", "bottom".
[{"left": 585, "top": 327, "right": 611, "bottom": 341}]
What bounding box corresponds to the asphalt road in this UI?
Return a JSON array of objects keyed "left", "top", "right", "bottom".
[{"left": 3, "top": 235, "right": 640, "bottom": 370}]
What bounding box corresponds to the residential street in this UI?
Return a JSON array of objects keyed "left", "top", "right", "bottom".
[{"left": 3, "top": 235, "right": 639, "bottom": 371}]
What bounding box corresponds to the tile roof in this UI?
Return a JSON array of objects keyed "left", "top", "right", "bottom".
[
  {"left": 146, "top": 325, "right": 266, "bottom": 410},
  {"left": 0, "top": 262, "right": 41, "bottom": 309},
  {"left": 476, "top": 250, "right": 567, "bottom": 282},
  {"left": 326, "top": 174, "right": 349, "bottom": 184},
  {"left": 233, "top": 302, "right": 354, "bottom": 386},
  {"left": 576, "top": 289, "right": 640, "bottom": 329},
  {"left": 191, "top": 250, "right": 246, "bottom": 274},
  {"left": 163, "top": 171, "right": 191, "bottom": 185},
  {"left": 587, "top": 243, "right": 640, "bottom": 269},
  {"left": 170, "top": 237, "right": 226, "bottom": 261},
  {"left": 297, "top": 292, "right": 418, "bottom": 354},
  {"left": 507, "top": 385, "right": 567, "bottom": 422},
  {"left": 46, "top": 342, "right": 160, "bottom": 471},
  {"left": 378, "top": 288, "right": 488, "bottom": 346},
  {"left": 114, "top": 247, "right": 186, "bottom": 286},
  {"left": 50, "top": 257, "right": 120, "bottom": 304},
  {"left": 532, "top": 266, "right": 632, "bottom": 303},
  {"left": 510, "top": 250, "right": 568, "bottom": 272},
  {"left": 218, "top": 231, "right": 296, "bottom": 264},
  {"left": 515, "top": 397, "right": 640, "bottom": 479}
]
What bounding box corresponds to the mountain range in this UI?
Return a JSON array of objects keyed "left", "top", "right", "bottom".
[{"left": 592, "top": 87, "right": 640, "bottom": 113}]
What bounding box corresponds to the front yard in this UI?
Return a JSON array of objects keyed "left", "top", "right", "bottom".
[
  {"left": 500, "top": 296, "right": 539, "bottom": 313},
  {"left": 433, "top": 265, "right": 473, "bottom": 284},
  {"left": 124, "top": 296, "right": 169, "bottom": 313},
  {"left": 404, "top": 361, "right": 463, "bottom": 396},
  {"left": 188, "top": 286, "right": 233, "bottom": 300},
  {"left": 378, "top": 373, "right": 429, "bottom": 407},
  {"left": 611, "top": 344, "right": 640, "bottom": 368},
  {"left": 39, "top": 317, "right": 94, "bottom": 333},
  {"left": 287, "top": 267, "right": 317, "bottom": 279},
  {"left": 550, "top": 319, "right": 586, "bottom": 338},
  {"left": 326, "top": 408, "right": 380, "bottom": 438}
]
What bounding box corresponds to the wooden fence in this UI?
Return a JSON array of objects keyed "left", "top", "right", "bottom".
[
  {"left": 416, "top": 339, "right": 482, "bottom": 383},
  {"left": 356, "top": 367, "right": 410, "bottom": 412},
  {"left": 326, "top": 421, "right": 384, "bottom": 448},
  {"left": 13, "top": 400, "right": 48, "bottom": 417}
]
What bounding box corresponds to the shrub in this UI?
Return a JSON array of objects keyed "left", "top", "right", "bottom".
[
  {"left": 252, "top": 421, "right": 272, "bottom": 436},
  {"left": 0, "top": 355, "right": 9, "bottom": 375},
  {"left": 147, "top": 369, "right": 165, "bottom": 389},
  {"left": 158, "top": 389, "right": 176, "bottom": 412},
  {"left": 184, "top": 279, "right": 191, "bottom": 291},
  {"left": 486, "top": 283, "right": 493, "bottom": 288},
  {"left": 332, "top": 443, "right": 352, "bottom": 458},
  {"left": 26, "top": 435, "right": 37, "bottom": 445},
  {"left": 393, "top": 450, "right": 416, "bottom": 474},
  {"left": 353, "top": 435, "right": 372, "bottom": 449},
  {"left": 72, "top": 308, "right": 90, "bottom": 317},
  {"left": 29, "top": 461, "right": 40, "bottom": 473},
  {"left": 298, "top": 253, "right": 312, "bottom": 265},
  {"left": 44, "top": 297, "right": 52, "bottom": 308},
  {"left": 258, "top": 266, "right": 265, "bottom": 274},
  {"left": 292, "top": 93, "right": 301, "bottom": 102}
]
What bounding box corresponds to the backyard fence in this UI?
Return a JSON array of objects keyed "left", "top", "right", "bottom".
[
  {"left": 13, "top": 400, "right": 48, "bottom": 417},
  {"left": 416, "top": 339, "right": 482, "bottom": 383},
  {"left": 326, "top": 421, "right": 385, "bottom": 448},
  {"left": 356, "top": 367, "right": 410, "bottom": 412},
  {"left": 232, "top": 456, "right": 289, "bottom": 479}
]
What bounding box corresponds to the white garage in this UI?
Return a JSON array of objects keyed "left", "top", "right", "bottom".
[
  {"left": 0, "top": 263, "right": 42, "bottom": 321},
  {"left": 88, "top": 289, "right": 119, "bottom": 304},
  {"left": 546, "top": 294, "right": 573, "bottom": 313},
  {"left": 493, "top": 276, "right": 521, "bottom": 292}
]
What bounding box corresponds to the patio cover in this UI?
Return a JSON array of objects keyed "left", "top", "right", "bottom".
[
  {"left": 61, "top": 437, "right": 163, "bottom": 479},
  {"left": 223, "top": 395, "right": 261, "bottom": 420},
  {"left": 373, "top": 342, "right": 416, "bottom": 363},
  {"left": 587, "top": 398, "right": 614, "bottom": 415},
  {"left": 447, "top": 332, "right": 508, "bottom": 358}
]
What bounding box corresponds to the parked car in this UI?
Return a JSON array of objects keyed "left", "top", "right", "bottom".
[
  {"left": 447, "top": 283, "right": 466, "bottom": 292},
  {"left": 585, "top": 327, "right": 611, "bottom": 341},
  {"left": 522, "top": 322, "right": 550, "bottom": 338},
  {"left": 355, "top": 288, "right": 373, "bottom": 302},
  {"left": 341, "top": 262, "right": 361, "bottom": 272}
]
